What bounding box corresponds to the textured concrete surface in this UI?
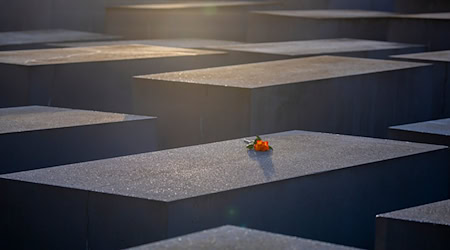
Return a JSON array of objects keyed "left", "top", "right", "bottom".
[
  {"left": 247, "top": 10, "right": 394, "bottom": 42},
  {"left": 1, "top": 131, "right": 448, "bottom": 249},
  {"left": 106, "top": 1, "right": 278, "bottom": 40},
  {"left": 0, "top": 29, "right": 119, "bottom": 51},
  {"left": 0, "top": 44, "right": 232, "bottom": 113},
  {"left": 375, "top": 200, "right": 450, "bottom": 250},
  {"left": 133, "top": 55, "right": 440, "bottom": 149},
  {"left": 389, "top": 118, "right": 450, "bottom": 146},
  {"left": 127, "top": 226, "right": 361, "bottom": 250},
  {"left": 50, "top": 38, "right": 245, "bottom": 49},
  {"left": 392, "top": 50, "right": 450, "bottom": 63},
  {"left": 208, "top": 38, "right": 424, "bottom": 59},
  {"left": 0, "top": 106, "right": 157, "bottom": 174}
]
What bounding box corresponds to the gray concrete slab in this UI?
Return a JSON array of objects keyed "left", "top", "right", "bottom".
[
  {"left": 0, "top": 44, "right": 235, "bottom": 114},
  {"left": 0, "top": 106, "right": 157, "bottom": 174},
  {"left": 133, "top": 55, "right": 441, "bottom": 149},
  {"left": 49, "top": 38, "right": 245, "bottom": 49},
  {"left": 375, "top": 200, "right": 450, "bottom": 250},
  {"left": 392, "top": 50, "right": 450, "bottom": 116},
  {"left": 247, "top": 10, "right": 395, "bottom": 42},
  {"left": 208, "top": 38, "right": 425, "bottom": 60},
  {"left": 127, "top": 225, "right": 361, "bottom": 250},
  {"left": 389, "top": 118, "right": 450, "bottom": 147},
  {"left": 0, "top": 29, "right": 120, "bottom": 51},
  {"left": 106, "top": 1, "right": 279, "bottom": 40},
  {"left": 1, "top": 131, "right": 448, "bottom": 249},
  {"left": 388, "top": 13, "right": 450, "bottom": 50}
]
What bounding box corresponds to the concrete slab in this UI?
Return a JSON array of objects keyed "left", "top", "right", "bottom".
[
  {"left": 49, "top": 38, "right": 245, "bottom": 49},
  {"left": 389, "top": 118, "right": 450, "bottom": 147},
  {"left": 392, "top": 50, "right": 450, "bottom": 116},
  {"left": 375, "top": 200, "right": 450, "bottom": 250},
  {"left": 0, "top": 29, "right": 120, "bottom": 51},
  {"left": 106, "top": 1, "right": 279, "bottom": 40},
  {"left": 247, "top": 10, "right": 395, "bottom": 42},
  {"left": 133, "top": 55, "right": 441, "bottom": 149},
  {"left": 0, "top": 44, "right": 231, "bottom": 114},
  {"left": 209, "top": 38, "right": 425, "bottom": 60},
  {"left": 1, "top": 131, "right": 448, "bottom": 249},
  {"left": 0, "top": 106, "right": 157, "bottom": 174},
  {"left": 127, "top": 225, "right": 361, "bottom": 250},
  {"left": 388, "top": 13, "right": 450, "bottom": 50}
]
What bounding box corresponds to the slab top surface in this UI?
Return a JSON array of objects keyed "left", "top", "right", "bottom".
[
  {"left": 251, "top": 9, "right": 395, "bottom": 19},
  {"left": 0, "top": 29, "right": 119, "bottom": 47},
  {"left": 209, "top": 38, "right": 422, "bottom": 57},
  {"left": 51, "top": 38, "right": 245, "bottom": 49},
  {"left": 128, "top": 225, "right": 361, "bottom": 250},
  {"left": 390, "top": 118, "right": 450, "bottom": 136},
  {"left": 392, "top": 50, "right": 450, "bottom": 63},
  {"left": 136, "top": 55, "right": 429, "bottom": 89},
  {"left": 110, "top": 1, "right": 276, "bottom": 10},
  {"left": 1, "top": 131, "right": 445, "bottom": 202},
  {"left": 0, "top": 44, "right": 224, "bottom": 66},
  {"left": 378, "top": 200, "right": 450, "bottom": 226},
  {"left": 0, "top": 106, "right": 153, "bottom": 135},
  {"left": 398, "top": 12, "right": 450, "bottom": 20}
]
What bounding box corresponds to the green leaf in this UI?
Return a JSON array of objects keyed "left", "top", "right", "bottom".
[
  {"left": 256, "top": 135, "right": 262, "bottom": 141},
  {"left": 247, "top": 144, "right": 254, "bottom": 149},
  {"left": 269, "top": 146, "right": 273, "bottom": 150}
]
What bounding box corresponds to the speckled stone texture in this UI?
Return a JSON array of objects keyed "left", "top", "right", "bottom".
[
  {"left": 0, "top": 44, "right": 230, "bottom": 113},
  {"left": 106, "top": 1, "right": 279, "bottom": 40},
  {"left": 389, "top": 118, "right": 450, "bottom": 147},
  {"left": 375, "top": 200, "right": 450, "bottom": 250},
  {"left": 0, "top": 105, "right": 157, "bottom": 174},
  {"left": 127, "top": 226, "right": 361, "bottom": 250},
  {"left": 133, "top": 55, "right": 441, "bottom": 149},
  {"left": 208, "top": 38, "right": 424, "bottom": 59},
  {"left": 1, "top": 131, "right": 448, "bottom": 249},
  {"left": 0, "top": 29, "right": 119, "bottom": 51},
  {"left": 247, "top": 10, "right": 394, "bottom": 42}
]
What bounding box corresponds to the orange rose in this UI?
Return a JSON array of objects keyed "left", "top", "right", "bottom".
[{"left": 254, "top": 140, "right": 270, "bottom": 152}]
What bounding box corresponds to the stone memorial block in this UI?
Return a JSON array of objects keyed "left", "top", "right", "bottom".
[
  {"left": 247, "top": 10, "right": 394, "bottom": 42},
  {"left": 0, "top": 29, "right": 120, "bottom": 51},
  {"left": 0, "top": 105, "right": 157, "bottom": 174},
  {"left": 208, "top": 38, "right": 425, "bottom": 61},
  {"left": 388, "top": 13, "right": 450, "bottom": 50},
  {"left": 127, "top": 225, "right": 361, "bottom": 250},
  {"left": 392, "top": 50, "right": 450, "bottom": 116},
  {"left": 105, "top": 1, "right": 279, "bottom": 40},
  {"left": 0, "top": 44, "right": 227, "bottom": 113},
  {"left": 1, "top": 131, "right": 448, "bottom": 249},
  {"left": 375, "top": 200, "right": 450, "bottom": 250},
  {"left": 389, "top": 118, "right": 450, "bottom": 147},
  {"left": 133, "top": 55, "right": 440, "bottom": 149}
]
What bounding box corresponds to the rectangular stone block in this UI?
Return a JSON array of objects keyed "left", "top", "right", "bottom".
[
  {"left": 1, "top": 131, "right": 448, "bottom": 249},
  {"left": 133, "top": 55, "right": 441, "bottom": 149},
  {"left": 127, "top": 225, "right": 361, "bottom": 250},
  {"left": 0, "top": 106, "right": 157, "bottom": 174},
  {"left": 0, "top": 29, "right": 120, "bottom": 51},
  {"left": 106, "top": 1, "right": 279, "bottom": 40},
  {"left": 375, "top": 200, "right": 450, "bottom": 250},
  {"left": 389, "top": 118, "right": 450, "bottom": 147},
  {"left": 247, "top": 10, "right": 394, "bottom": 42},
  {"left": 0, "top": 44, "right": 228, "bottom": 113},
  {"left": 392, "top": 50, "right": 450, "bottom": 115},
  {"left": 208, "top": 38, "right": 425, "bottom": 60},
  {"left": 388, "top": 13, "right": 450, "bottom": 50}
]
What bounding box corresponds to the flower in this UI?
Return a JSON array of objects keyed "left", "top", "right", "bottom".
[{"left": 246, "top": 136, "right": 273, "bottom": 151}]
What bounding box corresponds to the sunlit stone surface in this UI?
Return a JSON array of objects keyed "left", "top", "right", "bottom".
[
  {"left": 126, "top": 226, "right": 361, "bottom": 250},
  {"left": 0, "top": 29, "right": 119, "bottom": 51},
  {"left": 389, "top": 118, "right": 450, "bottom": 147},
  {"left": 0, "top": 105, "right": 157, "bottom": 174},
  {"left": 375, "top": 200, "right": 450, "bottom": 250},
  {"left": 0, "top": 44, "right": 226, "bottom": 113},
  {"left": 1, "top": 131, "right": 447, "bottom": 249},
  {"left": 133, "top": 55, "right": 439, "bottom": 149},
  {"left": 106, "top": 1, "right": 278, "bottom": 40}
]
